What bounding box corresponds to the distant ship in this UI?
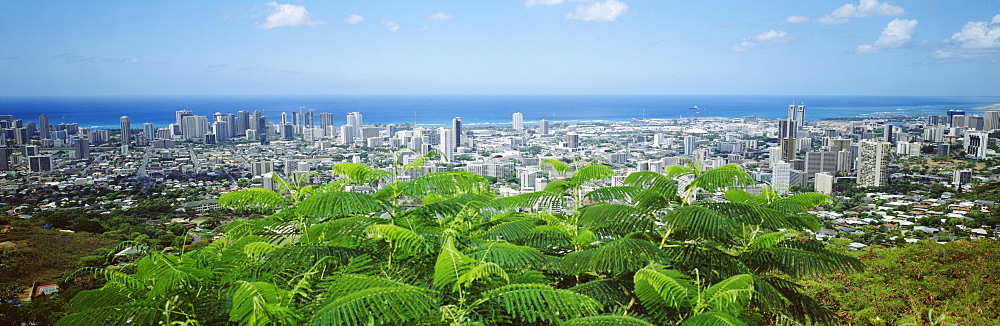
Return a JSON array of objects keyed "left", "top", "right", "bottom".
[{"left": 689, "top": 106, "right": 700, "bottom": 110}]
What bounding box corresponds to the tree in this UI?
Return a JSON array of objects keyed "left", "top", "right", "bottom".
[{"left": 60, "top": 165, "right": 859, "bottom": 325}]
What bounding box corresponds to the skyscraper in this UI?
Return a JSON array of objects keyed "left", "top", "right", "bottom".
[
  {"left": 985, "top": 111, "right": 999, "bottom": 131},
  {"left": 438, "top": 127, "right": 454, "bottom": 161},
  {"left": 304, "top": 111, "right": 314, "bottom": 129},
  {"left": 236, "top": 110, "right": 250, "bottom": 136},
  {"left": 320, "top": 113, "right": 334, "bottom": 136},
  {"left": 182, "top": 115, "right": 210, "bottom": 140},
  {"left": 512, "top": 112, "right": 524, "bottom": 131},
  {"left": 120, "top": 116, "right": 131, "bottom": 144},
  {"left": 175, "top": 110, "right": 193, "bottom": 135},
  {"left": 38, "top": 114, "right": 50, "bottom": 140},
  {"left": 347, "top": 112, "right": 363, "bottom": 138},
  {"left": 452, "top": 117, "right": 462, "bottom": 149},
  {"left": 566, "top": 133, "right": 580, "bottom": 148},
  {"left": 683, "top": 135, "right": 697, "bottom": 156},
  {"left": 73, "top": 137, "right": 90, "bottom": 160},
  {"left": 795, "top": 105, "right": 805, "bottom": 129},
  {"left": 857, "top": 140, "right": 892, "bottom": 187},
  {"left": 213, "top": 121, "right": 230, "bottom": 142},
  {"left": 143, "top": 123, "right": 156, "bottom": 140},
  {"left": 947, "top": 109, "right": 965, "bottom": 126},
  {"left": 539, "top": 119, "right": 549, "bottom": 135}
]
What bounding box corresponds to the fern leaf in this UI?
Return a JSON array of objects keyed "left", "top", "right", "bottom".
[
  {"left": 310, "top": 286, "right": 437, "bottom": 326},
  {"left": 681, "top": 312, "right": 748, "bottom": 326},
  {"left": 592, "top": 239, "right": 666, "bottom": 275},
  {"left": 364, "top": 224, "right": 428, "bottom": 257},
  {"left": 541, "top": 158, "right": 572, "bottom": 177},
  {"left": 434, "top": 237, "right": 478, "bottom": 291},
  {"left": 572, "top": 164, "right": 614, "bottom": 183},
  {"left": 219, "top": 188, "right": 290, "bottom": 213},
  {"left": 458, "top": 261, "right": 510, "bottom": 287},
  {"left": 634, "top": 263, "right": 696, "bottom": 309},
  {"left": 584, "top": 186, "right": 644, "bottom": 203},
  {"left": 469, "top": 241, "right": 547, "bottom": 270},
  {"left": 295, "top": 191, "right": 385, "bottom": 223},
  {"left": 229, "top": 280, "right": 300, "bottom": 326},
  {"left": 560, "top": 315, "right": 656, "bottom": 326},
  {"left": 700, "top": 274, "right": 754, "bottom": 316},
  {"left": 475, "top": 283, "right": 602, "bottom": 324}
]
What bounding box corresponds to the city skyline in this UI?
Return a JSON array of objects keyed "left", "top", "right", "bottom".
[{"left": 1, "top": 1, "right": 998, "bottom": 97}]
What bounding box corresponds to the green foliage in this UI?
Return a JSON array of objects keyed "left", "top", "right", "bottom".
[
  {"left": 54, "top": 163, "right": 859, "bottom": 326},
  {"left": 802, "top": 240, "right": 1000, "bottom": 325}
]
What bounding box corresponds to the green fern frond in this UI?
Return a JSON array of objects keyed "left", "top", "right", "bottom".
[
  {"left": 686, "top": 164, "right": 754, "bottom": 192},
  {"left": 663, "top": 206, "right": 737, "bottom": 242},
  {"left": 458, "top": 261, "right": 510, "bottom": 287},
  {"left": 295, "top": 191, "right": 386, "bottom": 223},
  {"left": 475, "top": 283, "right": 602, "bottom": 324},
  {"left": 681, "top": 312, "right": 747, "bottom": 326},
  {"left": 700, "top": 274, "right": 754, "bottom": 316},
  {"left": 541, "top": 158, "right": 572, "bottom": 177},
  {"left": 591, "top": 239, "right": 666, "bottom": 275},
  {"left": 229, "top": 280, "right": 300, "bottom": 326},
  {"left": 482, "top": 218, "right": 541, "bottom": 241},
  {"left": 569, "top": 279, "right": 632, "bottom": 309},
  {"left": 469, "top": 241, "right": 547, "bottom": 270},
  {"left": 219, "top": 188, "right": 290, "bottom": 213},
  {"left": 406, "top": 171, "right": 493, "bottom": 197},
  {"left": 584, "top": 186, "right": 644, "bottom": 203},
  {"left": 434, "top": 237, "right": 479, "bottom": 291},
  {"left": 365, "top": 224, "right": 429, "bottom": 257},
  {"left": 572, "top": 164, "right": 614, "bottom": 183},
  {"left": 310, "top": 286, "right": 437, "bottom": 326},
  {"left": 634, "top": 263, "right": 696, "bottom": 309},
  {"left": 560, "top": 315, "right": 656, "bottom": 326}
]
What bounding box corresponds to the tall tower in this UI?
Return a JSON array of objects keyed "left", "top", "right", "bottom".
[
  {"left": 683, "top": 135, "right": 697, "bottom": 156},
  {"left": 857, "top": 140, "right": 892, "bottom": 187},
  {"left": 512, "top": 112, "right": 524, "bottom": 131},
  {"left": 38, "top": 114, "right": 50, "bottom": 140},
  {"left": 143, "top": 123, "right": 156, "bottom": 140},
  {"left": 984, "top": 111, "right": 999, "bottom": 131},
  {"left": 120, "top": 116, "right": 131, "bottom": 144},
  {"left": 347, "top": 112, "right": 363, "bottom": 138},
  {"left": 320, "top": 113, "right": 334, "bottom": 136},
  {"left": 539, "top": 119, "right": 549, "bottom": 135},
  {"left": 182, "top": 116, "right": 209, "bottom": 140},
  {"left": 438, "top": 127, "right": 454, "bottom": 161},
  {"left": 452, "top": 117, "right": 462, "bottom": 149},
  {"left": 236, "top": 110, "right": 250, "bottom": 135},
  {"left": 795, "top": 105, "right": 805, "bottom": 130}
]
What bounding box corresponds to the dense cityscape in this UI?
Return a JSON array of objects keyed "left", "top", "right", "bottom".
[
  {"left": 2, "top": 102, "right": 999, "bottom": 323},
  {"left": 3, "top": 0, "right": 1000, "bottom": 324}
]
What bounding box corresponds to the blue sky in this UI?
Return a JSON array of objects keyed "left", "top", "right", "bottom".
[{"left": 1, "top": 0, "right": 998, "bottom": 96}]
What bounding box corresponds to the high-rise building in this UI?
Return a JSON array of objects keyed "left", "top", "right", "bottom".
[
  {"left": 347, "top": 112, "right": 363, "bottom": 138},
  {"left": 251, "top": 161, "right": 274, "bottom": 177},
  {"left": 780, "top": 137, "right": 796, "bottom": 162},
  {"left": 965, "top": 131, "right": 988, "bottom": 159},
  {"left": 387, "top": 124, "right": 398, "bottom": 138},
  {"left": 539, "top": 119, "right": 549, "bottom": 135},
  {"left": 251, "top": 111, "right": 263, "bottom": 132},
  {"left": 953, "top": 170, "right": 973, "bottom": 185},
  {"left": 340, "top": 125, "right": 355, "bottom": 145},
  {"left": 683, "top": 135, "right": 697, "bottom": 156},
  {"left": 985, "top": 111, "right": 1000, "bottom": 131},
  {"left": 452, "top": 117, "right": 462, "bottom": 149},
  {"left": 143, "top": 123, "right": 156, "bottom": 140},
  {"left": 883, "top": 124, "right": 895, "bottom": 144},
  {"left": 857, "top": 140, "right": 892, "bottom": 187},
  {"left": 815, "top": 172, "right": 834, "bottom": 195},
  {"left": 773, "top": 162, "right": 791, "bottom": 193},
  {"left": 213, "top": 121, "right": 230, "bottom": 142},
  {"left": 795, "top": 105, "right": 805, "bottom": 129},
  {"left": 38, "top": 114, "right": 50, "bottom": 140},
  {"left": 438, "top": 127, "right": 454, "bottom": 161},
  {"left": 805, "top": 151, "right": 839, "bottom": 174},
  {"left": 512, "top": 112, "right": 524, "bottom": 131},
  {"left": 74, "top": 138, "right": 90, "bottom": 160},
  {"left": 947, "top": 109, "right": 965, "bottom": 126},
  {"left": 182, "top": 115, "right": 210, "bottom": 140},
  {"left": 320, "top": 113, "right": 334, "bottom": 136},
  {"left": 280, "top": 123, "right": 295, "bottom": 140},
  {"left": 28, "top": 155, "right": 52, "bottom": 172},
  {"left": 175, "top": 110, "right": 193, "bottom": 135},
  {"left": 236, "top": 110, "right": 250, "bottom": 136},
  {"left": 779, "top": 119, "right": 796, "bottom": 139},
  {"left": 0, "top": 147, "right": 9, "bottom": 170},
  {"left": 120, "top": 116, "right": 131, "bottom": 144},
  {"left": 566, "top": 133, "right": 580, "bottom": 148},
  {"left": 304, "top": 111, "right": 314, "bottom": 129}
]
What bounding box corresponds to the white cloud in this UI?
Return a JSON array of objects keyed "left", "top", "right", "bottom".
[
  {"left": 950, "top": 14, "right": 1000, "bottom": 49},
  {"left": 817, "top": 0, "right": 904, "bottom": 24},
  {"left": 731, "top": 30, "right": 795, "bottom": 52},
  {"left": 855, "top": 18, "right": 917, "bottom": 53},
  {"left": 344, "top": 14, "right": 365, "bottom": 24},
  {"left": 525, "top": 0, "right": 565, "bottom": 7},
  {"left": 258, "top": 2, "right": 325, "bottom": 29},
  {"left": 786, "top": 15, "right": 810, "bottom": 23},
  {"left": 380, "top": 19, "right": 401, "bottom": 32},
  {"left": 428, "top": 12, "right": 453, "bottom": 20},
  {"left": 566, "top": 0, "right": 628, "bottom": 22}
]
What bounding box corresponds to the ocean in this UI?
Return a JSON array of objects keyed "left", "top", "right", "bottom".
[{"left": 1, "top": 95, "right": 998, "bottom": 129}]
